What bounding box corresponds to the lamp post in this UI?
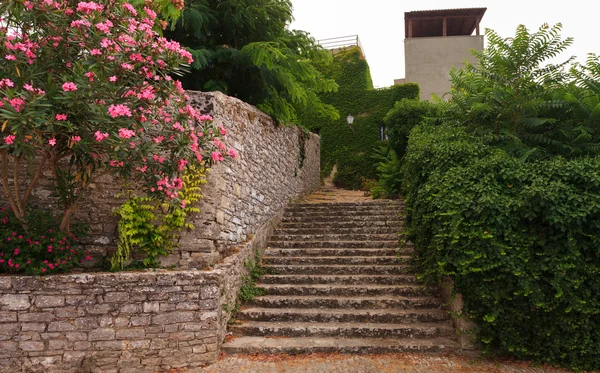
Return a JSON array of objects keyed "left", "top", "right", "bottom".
[{"left": 346, "top": 114, "right": 354, "bottom": 126}]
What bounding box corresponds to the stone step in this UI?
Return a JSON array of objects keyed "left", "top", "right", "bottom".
[
  {"left": 267, "top": 240, "right": 399, "bottom": 249},
  {"left": 258, "top": 284, "right": 437, "bottom": 297},
  {"left": 275, "top": 227, "right": 401, "bottom": 235},
  {"left": 237, "top": 307, "right": 451, "bottom": 324},
  {"left": 263, "top": 256, "right": 408, "bottom": 266},
  {"left": 290, "top": 201, "right": 404, "bottom": 208},
  {"left": 251, "top": 295, "right": 443, "bottom": 309},
  {"left": 259, "top": 274, "right": 418, "bottom": 285},
  {"left": 229, "top": 321, "right": 455, "bottom": 339},
  {"left": 270, "top": 233, "right": 400, "bottom": 242},
  {"left": 264, "top": 248, "right": 411, "bottom": 257},
  {"left": 280, "top": 221, "right": 403, "bottom": 229},
  {"left": 283, "top": 210, "right": 402, "bottom": 218},
  {"left": 287, "top": 203, "right": 403, "bottom": 211},
  {"left": 281, "top": 215, "right": 404, "bottom": 223},
  {"left": 265, "top": 264, "right": 412, "bottom": 275},
  {"left": 222, "top": 336, "right": 461, "bottom": 355}
]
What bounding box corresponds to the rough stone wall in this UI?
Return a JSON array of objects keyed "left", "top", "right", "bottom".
[
  {"left": 7, "top": 91, "right": 320, "bottom": 268},
  {"left": 0, "top": 271, "right": 221, "bottom": 373},
  {"left": 0, "top": 223, "right": 268, "bottom": 373},
  {"left": 174, "top": 91, "right": 320, "bottom": 268}
]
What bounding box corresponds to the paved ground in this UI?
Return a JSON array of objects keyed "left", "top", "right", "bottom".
[{"left": 181, "top": 353, "right": 572, "bottom": 373}]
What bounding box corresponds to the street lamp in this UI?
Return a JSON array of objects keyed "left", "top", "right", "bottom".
[{"left": 346, "top": 114, "right": 354, "bottom": 126}]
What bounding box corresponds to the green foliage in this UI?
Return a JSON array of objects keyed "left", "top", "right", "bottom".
[
  {"left": 369, "top": 145, "right": 402, "bottom": 199},
  {"left": 165, "top": 0, "right": 338, "bottom": 124},
  {"left": 402, "top": 124, "right": 600, "bottom": 370},
  {"left": 239, "top": 254, "right": 267, "bottom": 302},
  {"left": 384, "top": 99, "right": 439, "bottom": 158},
  {"left": 445, "top": 23, "right": 600, "bottom": 159},
  {"left": 300, "top": 47, "right": 419, "bottom": 189},
  {"left": 111, "top": 167, "right": 207, "bottom": 269},
  {"left": 0, "top": 207, "right": 90, "bottom": 274}
]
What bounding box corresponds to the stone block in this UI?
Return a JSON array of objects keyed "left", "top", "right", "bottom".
[
  {"left": 48, "top": 321, "right": 76, "bottom": 332},
  {"left": 0, "top": 311, "right": 17, "bottom": 322},
  {"left": 0, "top": 294, "right": 30, "bottom": 310},
  {"left": 0, "top": 341, "right": 18, "bottom": 352},
  {"left": 88, "top": 328, "right": 115, "bottom": 341},
  {"left": 21, "top": 323, "right": 47, "bottom": 332},
  {"left": 66, "top": 332, "right": 88, "bottom": 341},
  {"left": 115, "top": 328, "right": 145, "bottom": 339},
  {"left": 143, "top": 302, "right": 159, "bottom": 313},
  {"left": 103, "top": 292, "right": 129, "bottom": 303},
  {"left": 34, "top": 296, "right": 65, "bottom": 308},
  {"left": 19, "top": 341, "right": 45, "bottom": 351},
  {"left": 151, "top": 311, "right": 195, "bottom": 325},
  {"left": 19, "top": 312, "right": 54, "bottom": 323},
  {"left": 130, "top": 316, "right": 150, "bottom": 327}
]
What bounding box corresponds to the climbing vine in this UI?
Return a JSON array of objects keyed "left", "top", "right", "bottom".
[
  {"left": 299, "top": 47, "right": 419, "bottom": 189},
  {"left": 111, "top": 166, "right": 207, "bottom": 269}
]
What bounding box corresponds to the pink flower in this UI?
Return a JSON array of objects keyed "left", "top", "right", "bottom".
[
  {"left": 153, "top": 136, "right": 164, "bottom": 143},
  {"left": 76, "top": 1, "right": 104, "bottom": 13},
  {"left": 3, "top": 135, "right": 15, "bottom": 145},
  {"left": 62, "top": 82, "right": 77, "bottom": 92},
  {"left": 49, "top": 138, "right": 56, "bottom": 146},
  {"left": 5, "top": 55, "right": 16, "bottom": 61},
  {"left": 0, "top": 78, "right": 14, "bottom": 88},
  {"left": 108, "top": 104, "right": 132, "bottom": 118},
  {"left": 123, "top": 3, "right": 137, "bottom": 15},
  {"left": 90, "top": 49, "right": 102, "bottom": 56},
  {"left": 121, "top": 63, "right": 134, "bottom": 70},
  {"left": 95, "top": 20, "right": 113, "bottom": 33},
  {"left": 23, "top": 84, "right": 34, "bottom": 91},
  {"left": 178, "top": 159, "right": 188, "bottom": 170},
  {"left": 109, "top": 76, "right": 117, "bottom": 82},
  {"left": 118, "top": 128, "right": 136, "bottom": 139},
  {"left": 94, "top": 131, "right": 109, "bottom": 142},
  {"left": 84, "top": 71, "right": 95, "bottom": 82},
  {"left": 72, "top": 136, "right": 81, "bottom": 143},
  {"left": 198, "top": 114, "right": 213, "bottom": 122},
  {"left": 9, "top": 98, "right": 26, "bottom": 112},
  {"left": 226, "top": 148, "right": 238, "bottom": 159},
  {"left": 55, "top": 114, "right": 67, "bottom": 121},
  {"left": 211, "top": 151, "right": 225, "bottom": 162}
]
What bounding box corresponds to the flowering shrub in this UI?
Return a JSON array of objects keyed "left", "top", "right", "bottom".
[
  {"left": 0, "top": 207, "right": 91, "bottom": 274},
  {"left": 0, "top": 0, "right": 237, "bottom": 234}
]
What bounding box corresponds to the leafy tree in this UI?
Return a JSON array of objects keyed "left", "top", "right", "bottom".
[
  {"left": 164, "top": 0, "right": 339, "bottom": 124},
  {"left": 446, "top": 23, "right": 600, "bottom": 159},
  {"left": 0, "top": 0, "right": 235, "bottom": 233}
]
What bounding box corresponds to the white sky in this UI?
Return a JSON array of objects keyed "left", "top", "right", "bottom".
[{"left": 290, "top": 0, "right": 599, "bottom": 88}]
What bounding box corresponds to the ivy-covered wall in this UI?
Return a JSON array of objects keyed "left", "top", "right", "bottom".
[{"left": 301, "top": 47, "right": 419, "bottom": 189}]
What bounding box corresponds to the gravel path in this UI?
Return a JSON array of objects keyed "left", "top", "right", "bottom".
[{"left": 179, "top": 353, "right": 572, "bottom": 373}]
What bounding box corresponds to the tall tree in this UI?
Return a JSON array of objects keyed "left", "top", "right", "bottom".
[
  {"left": 165, "top": 0, "right": 339, "bottom": 124},
  {"left": 445, "top": 23, "right": 600, "bottom": 159}
]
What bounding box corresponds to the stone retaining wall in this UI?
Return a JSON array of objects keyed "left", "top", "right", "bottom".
[
  {"left": 0, "top": 235, "right": 263, "bottom": 373},
  {"left": 0, "top": 91, "right": 321, "bottom": 372},
  {"left": 38, "top": 90, "right": 320, "bottom": 268}
]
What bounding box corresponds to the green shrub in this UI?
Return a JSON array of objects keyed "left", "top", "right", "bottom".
[
  {"left": 384, "top": 98, "right": 439, "bottom": 158},
  {"left": 402, "top": 124, "right": 600, "bottom": 370}
]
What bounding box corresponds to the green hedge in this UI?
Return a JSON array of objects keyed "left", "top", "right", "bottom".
[
  {"left": 300, "top": 47, "right": 419, "bottom": 189},
  {"left": 402, "top": 124, "right": 600, "bottom": 370}
]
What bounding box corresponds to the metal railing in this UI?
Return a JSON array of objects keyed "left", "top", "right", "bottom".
[{"left": 318, "top": 35, "right": 366, "bottom": 59}]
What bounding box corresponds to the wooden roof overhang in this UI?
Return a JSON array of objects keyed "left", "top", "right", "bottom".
[{"left": 405, "top": 8, "right": 486, "bottom": 38}]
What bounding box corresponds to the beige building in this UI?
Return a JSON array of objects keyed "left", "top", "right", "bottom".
[{"left": 401, "top": 8, "right": 486, "bottom": 101}]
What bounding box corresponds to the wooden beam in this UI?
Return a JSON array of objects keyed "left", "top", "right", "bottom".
[
  {"left": 408, "top": 19, "right": 413, "bottom": 38},
  {"left": 476, "top": 16, "right": 481, "bottom": 35},
  {"left": 443, "top": 17, "right": 447, "bottom": 36},
  {"left": 405, "top": 15, "right": 477, "bottom": 21}
]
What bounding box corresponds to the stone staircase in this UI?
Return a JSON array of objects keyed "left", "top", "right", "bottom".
[{"left": 222, "top": 198, "right": 461, "bottom": 354}]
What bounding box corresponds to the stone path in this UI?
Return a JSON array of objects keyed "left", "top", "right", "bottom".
[
  {"left": 191, "top": 187, "right": 573, "bottom": 373},
  {"left": 186, "top": 353, "right": 571, "bottom": 373}
]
